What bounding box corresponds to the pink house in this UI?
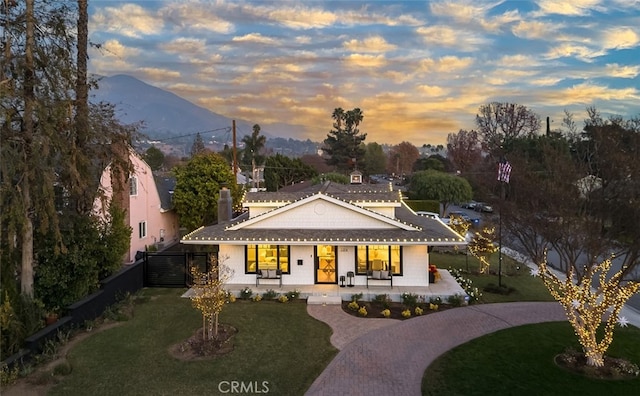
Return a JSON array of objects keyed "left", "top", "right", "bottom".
[{"left": 94, "top": 148, "right": 180, "bottom": 263}]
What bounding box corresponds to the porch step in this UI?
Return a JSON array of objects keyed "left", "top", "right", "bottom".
[{"left": 307, "top": 295, "right": 343, "bottom": 305}]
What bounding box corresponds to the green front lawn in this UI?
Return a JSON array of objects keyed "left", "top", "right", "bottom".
[
  {"left": 49, "top": 288, "right": 337, "bottom": 396},
  {"left": 431, "top": 251, "right": 555, "bottom": 303},
  {"left": 422, "top": 322, "right": 640, "bottom": 395}
]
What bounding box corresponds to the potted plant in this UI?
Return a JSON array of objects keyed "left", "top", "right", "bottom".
[{"left": 45, "top": 307, "right": 60, "bottom": 325}]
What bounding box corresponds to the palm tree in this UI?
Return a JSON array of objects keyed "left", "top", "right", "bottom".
[{"left": 241, "top": 124, "right": 266, "bottom": 187}]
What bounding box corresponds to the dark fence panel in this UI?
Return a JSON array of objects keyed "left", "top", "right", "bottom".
[
  {"left": 143, "top": 252, "right": 209, "bottom": 287},
  {"left": 1, "top": 260, "right": 145, "bottom": 372}
]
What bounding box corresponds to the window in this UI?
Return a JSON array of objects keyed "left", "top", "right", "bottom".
[
  {"left": 138, "top": 221, "right": 147, "bottom": 238},
  {"left": 356, "top": 245, "right": 402, "bottom": 275},
  {"left": 129, "top": 176, "right": 138, "bottom": 196},
  {"left": 246, "top": 244, "right": 290, "bottom": 274}
]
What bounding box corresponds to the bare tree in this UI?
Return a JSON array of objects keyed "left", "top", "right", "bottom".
[
  {"left": 475, "top": 102, "right": 541, "bottom": 154},
  {"left": 446, "top": 129, "right": 482, "bottom": 174},
  {"left": 387, "top": 141, "right": 419, "bottom": 177}
]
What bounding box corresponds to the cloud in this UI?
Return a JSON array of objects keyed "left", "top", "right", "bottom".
[
  {"left": 232, "top": 33, "right": 280, "bottom": 45},
  {"left": 602, "top": 27, "right": 640, "bottom": 50},
  {"left": 604, "top": 63, "right": 640, "bottom": 78},
  {"left": 90, "top": 4, "right": 163, "bottom": 38},
  {"left": 545, "top": 43, "right": 606, "bottom": 61},
  {"left": 161, "top": 2, "right": 234, "bottom": 34},
  {"left": 418, "top": 56, "right": 475, "bottom": 73},
  {"left": 429, "top": 0, "right": 519, "bottom": 32},
  {"left": 138, "top": 68, "right": 181, "bottom": 81},
  {"left": 512, "top": 20, "right": 560, "bottom": 40},
  {"left": 159, "top": 38, "right": 207, "bottom": 55},
  {"left": 343, "top": 36, "right": 397, "bottom": 53},
  {"left": 416, "top": 25, "right": 490, "bottom": 51},
  {"left": 535, "top": 0, "right": 605, "bottom": 16},
  {"left": 540, "top": 83, "right": 638, "bottom": 105},
  {"left": 344, "top": 54, "right": 388, "bottom": 68}
]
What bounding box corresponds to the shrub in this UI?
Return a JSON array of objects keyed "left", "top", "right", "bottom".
[
  {"left": 429, "top": 296, "right": 443, "bottom": 305},
  {"left": 358, "top": 306, "right": 368, "bottom": 317},
  {"left": 447, "top": 294, "right": 465, "bottom": 307},
  {"left": 278, "top": 295, "right": 289, "bottom": 303},
  {"left": 401, "top": 292, "right": 419, "bottom": 308},
  {"left": 252, "top": 294, "right": 262, "bottom": 302},
  {"left": 484, "top": 283, "right": 516, "bottom": 295},
  {"left": 429, "top": 303, "right": 439, "bottom": 311},
  {"left": 262, "top": 289, "right": 278, "bottom": 300},
  {"left": 381, "top": 309, "right": 391, "bottom": 318},
  {"left": 348, "top": 301, "right": 360, "bottom": 311},
  {"left": 240, "top": 287, "right": 253, "bottom": 300},
  {"left": 372, "top": 294, "right": 391, "bottom": 309},
  {"left": 227, "top": 293, "right": 236, "bottom": 303},
  {"left": 415, "top": 306, "right": 424, "bottom": 316},
  {"left": 350, "top": 292, "right": 363, "bottom": 302},
  {"left": 401, "top": 309, "right": 411, "bottom": 318},
  {"left": 285, "top": 289, "right": 301, "bottom": 300}
]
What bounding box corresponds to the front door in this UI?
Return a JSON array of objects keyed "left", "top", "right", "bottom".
[{"left": 315, "top": 245, "right": 337, "bottom": 284}]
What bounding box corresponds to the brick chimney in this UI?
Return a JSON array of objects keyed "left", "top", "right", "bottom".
[{"left": 218, "top": 186, "right": 232, "bottom": 222}]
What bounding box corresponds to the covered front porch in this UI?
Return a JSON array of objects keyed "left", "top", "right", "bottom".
[{"left": 205, "top": 269, "right": 467, "bottom": 305}]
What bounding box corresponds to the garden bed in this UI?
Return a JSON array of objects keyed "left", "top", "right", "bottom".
[{"left": 341, "top": 300, "right": 457, "bottom": 320}]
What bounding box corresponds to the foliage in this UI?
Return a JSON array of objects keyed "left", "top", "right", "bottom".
[
  {"left": 372, "top": 294, "right": 391, "bottom": 309},
  {"left": 264, "top": 153, "right": 318, "bottom": 191},
  {"left": 96, "top": 203, "right": 131, "bottom": 279},
  {"left": 172, "top": 152, "right": 240, "bottom": 231},
  {"left": 278, "top": 295, "right": 289, "bottom": 303},
  {"left": 189, "top": 258, "right": 234, "bottom": 339},
  {"left": 285, "top": 289, "right": 301, "bottom": 300},
  {"left": 240, "top": 124, "right": 267, "bottom": 173},
  {"left": 350, "top": 292, "right": 363, "bottom": 302},
  {"left": 387, "top": 141, "right": 420, "bottom": 177},
  {"left": 362, "top": 142, "right": 387, "bottom": 176},
  {"left": 401, "top": 309, "right": 411, "bottom": 318},
  {"left": 323, "top": 108, "right": 367, "bottom": 172},
  {"left": 1, "top": 1, "right": 136, "bottom": 297},
  {"left": 415, "top": 306, "right": 424, "bottom": 316},
  {"left": 408, "top": 170, "right": 472, "bottom": 215},
  {"left": 143, "top": 146, "right": 165, "bottom": 171},
  {"left": 358, "top": 306, "right": 368, "bottom": 316},
  {"left": 404, "top": 200, "right": 441, "bottom": 214},
  {"left": 401, "top": 292, "right": 419, "bottom": 308},
  {"left": 34, "top": 213, "right": 104, "bottom": 311},
  {"left": 262, "top": 289, "right": 278, "bottom": 300},
  {"left": 446, "top": 129, "right": 482, "bottom": 174},
  {"left": 1, "top": 292, "right": 45, "bottom": 358},
  {"left": 312, "top": 172, "right": 349, "bottom": 185},
  {"left": 348, "top": 301, "right": 360, "bottom": 311},
  {"left": 190, "top": 133, "right": 207, "bottom": 157},
  {"left": 239, "top": 287, "right": 253, "bottom": 300},
  {"left": 475, "top": 102, "right": 541, "bottom": 154},
  {"left": 413, "top": 156, "right": 447, "bottom": 172},
  {"left": 448, "top": 268, "right": 481, "bottom": 304},
  {"left": 381, "top": 309, "right": 391, "bottom": 318}
]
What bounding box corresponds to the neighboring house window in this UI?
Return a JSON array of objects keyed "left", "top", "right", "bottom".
[
  {"left": 129, "top": 176, "right": 138, "bottom": 196},
  {"left": 138, "top": 221, "right": 147, "bottom": 238},
  {"left": 246, "top": 244, "right": 290, "bottom": 274},
  {"left": 356, "top": 245, "right": 402, "bottom": 275}
]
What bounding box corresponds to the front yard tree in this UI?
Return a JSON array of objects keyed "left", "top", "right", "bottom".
[
  {"left": 362, "top": 142, "right": 387, "bottom": 176},
  {"left": 408, "top": 170, "right": 472, "bottom": 215},
  {"left": 172, "top": 153, "right": 239, "bottom": 231},
  {"left": 190, "top": 257, "right": 233, "bottom": 339},
  {"left": 323, "top": 108, "right": 367, "bottom": 172},
  {"left": 502, "top": 110, "right": 640, "bottom": 367}
]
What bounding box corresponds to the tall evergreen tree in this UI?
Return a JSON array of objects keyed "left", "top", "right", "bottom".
[
  {"left": 190, "top": 132, "right": 206, "bottom": 157},
  {"left": 323, "top": 108, "right": 367, "bottom": 172}
]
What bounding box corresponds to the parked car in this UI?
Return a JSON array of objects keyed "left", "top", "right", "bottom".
[
  {"left": 474, "top": 203, "right": 494, "bottom": 213},
  {"left": 460, "top": 201, "right": 478, "bottom": 210},
  {"left": 447, "top": 211, "right": 480, "bottom": 224}
]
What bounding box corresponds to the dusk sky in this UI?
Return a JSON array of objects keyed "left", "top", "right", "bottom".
[{"left": 88, "top": 1, "right": 640, "bottom": 146}]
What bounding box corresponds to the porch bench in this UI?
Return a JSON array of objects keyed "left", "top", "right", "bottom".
[
  {"left": 256, "top": 269, "right": 282, "bottom": 287},
  {"left": 366, "top": 270, "right": 393, "bottom": 288}
]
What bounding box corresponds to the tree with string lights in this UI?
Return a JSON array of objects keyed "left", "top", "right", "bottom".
[
  {"left": 189, "top": 256, "right": 233, "bottom": 340},
  {"left": 468, "top": 226, "right": 498, "bottom": 274},
  {"left": 499, "top": 108, "right": 640, "bottom": 368}
]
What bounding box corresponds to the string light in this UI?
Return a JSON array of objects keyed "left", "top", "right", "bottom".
[
  {"left": 189, "top": 257, "right": 234, "bottom": 340},
  {"left": 468, "top": 226, "right": 498, "bottom": 274},
  {"left": 533, "top": 254, "right": 640, "bottom": 367}
]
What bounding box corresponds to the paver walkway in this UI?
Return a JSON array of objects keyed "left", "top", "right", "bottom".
[{"left": 306, "top": 301, "right": 565, "bottom": 396}]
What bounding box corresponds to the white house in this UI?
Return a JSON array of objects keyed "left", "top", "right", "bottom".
[{"left": 181, "top": 179, "right": 465, "bottom": 288}]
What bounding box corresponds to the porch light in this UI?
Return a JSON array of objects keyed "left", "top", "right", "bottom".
[
  {"left": 340, "top": 275, "right": 346, "bottom": 288},
  {"left": 347, "top": 271, "right": 355, "bottom": 287}
]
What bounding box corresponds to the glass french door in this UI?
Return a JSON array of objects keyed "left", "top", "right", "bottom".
[{"left": 315, "top": 245, "right": 337, "bottom": 284}]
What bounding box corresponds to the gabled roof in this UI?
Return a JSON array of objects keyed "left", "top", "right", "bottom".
[
  {"left": 181, "top": 181, "right": 465, "bottom": 246},
  {"left": 154, "top": 175, "right": 176, "bottom": 212}
]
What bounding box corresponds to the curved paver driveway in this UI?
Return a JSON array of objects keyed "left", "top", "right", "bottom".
[{"left": 306, "top": 302, "right": 565, "bottom": 396}]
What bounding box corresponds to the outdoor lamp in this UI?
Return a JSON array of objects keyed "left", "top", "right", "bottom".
[
  {"left": 347, "top": 271, "right": 355, "bottom": 287},
  {"left": 340, "top": 275, "right": 346, "bottom": 287}
]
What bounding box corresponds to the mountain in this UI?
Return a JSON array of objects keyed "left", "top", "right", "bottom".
[{"left": 90, "top": 74, "right": 261, "bottom": 142}]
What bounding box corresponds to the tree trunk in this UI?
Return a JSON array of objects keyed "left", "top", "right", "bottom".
[
  {"left": 74, "top": 0, "right": 89, "bottom": 213},
  {"left": 21, "top": 0, "right": 36, "bottom": 296}
]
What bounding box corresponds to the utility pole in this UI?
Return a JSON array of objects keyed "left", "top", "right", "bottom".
[{"left": 232, "top": 120, "right": 238, "bottom": 180}]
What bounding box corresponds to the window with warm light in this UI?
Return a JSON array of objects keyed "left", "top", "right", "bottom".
[
  {"left": 245, "top": 244, "right": 290, "bottom": 273},
  {"left": 356, "top": 245, "right": 402, "bottom": 275}
]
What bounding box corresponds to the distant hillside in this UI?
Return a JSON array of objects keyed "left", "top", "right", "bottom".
[{"left": 91, "top": 74, "right": 259, "bottom": 142}]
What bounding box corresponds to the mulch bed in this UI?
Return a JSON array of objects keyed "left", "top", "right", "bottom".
[
  {"left": 341, "top": 301, "right": 455, "bottom": 320},
  {"left": 555, "top": 349, "right": 640, "bottom": 380},
  {"left": 169, "top": 324, "right": 237, "bottom": 361}
]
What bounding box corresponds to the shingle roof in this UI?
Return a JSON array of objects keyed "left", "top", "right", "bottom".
[{"left": 182, "top": 181, "right": 465, "bottom": 246}]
